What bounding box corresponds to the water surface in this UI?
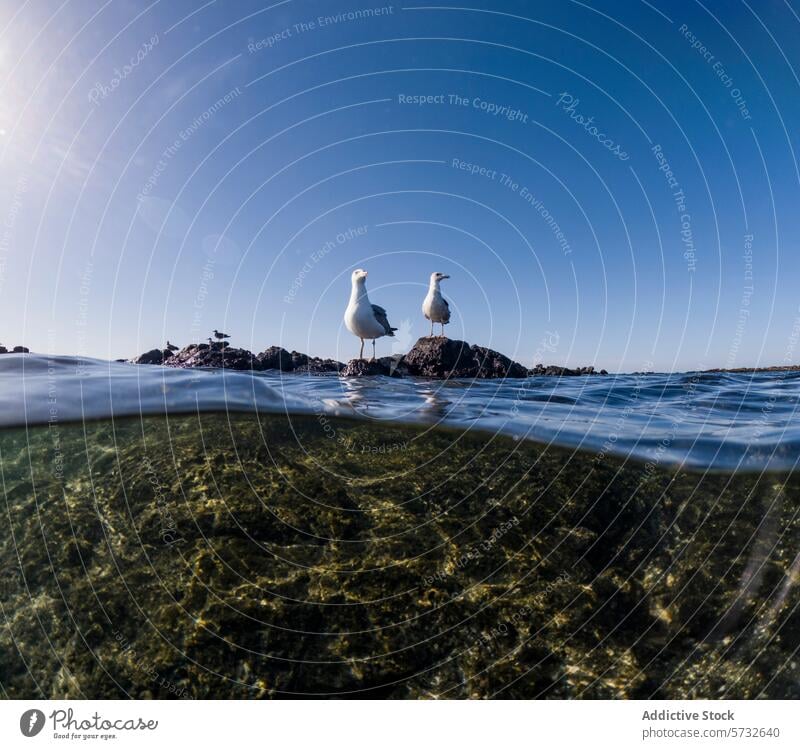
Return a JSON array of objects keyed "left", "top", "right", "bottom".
[
  {"left": 2, "top": 354, "right": 800, "bottom": 470},
  {"left": 1, "top": 355, "right": 799, "bottom": 698}
]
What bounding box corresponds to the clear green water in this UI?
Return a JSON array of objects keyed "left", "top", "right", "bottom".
[{"left": 1, "top": 412, "right": 798, "bottom": 698}]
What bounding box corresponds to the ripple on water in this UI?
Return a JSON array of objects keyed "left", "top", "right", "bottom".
[{"left": 2, "top": 354, "right": 800, "bottom": 471}]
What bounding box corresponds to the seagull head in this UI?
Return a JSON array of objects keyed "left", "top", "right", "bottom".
[
  {"left": 352, "top": 268, "right": 368, "bottom": 284},
  {"left": 430, "top": 271, "right": 450, "bottom": 285}
]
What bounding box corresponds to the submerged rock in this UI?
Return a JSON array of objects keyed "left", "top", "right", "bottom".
[{"left": 402, "top": 337, "right": 527, "bottom": 379}]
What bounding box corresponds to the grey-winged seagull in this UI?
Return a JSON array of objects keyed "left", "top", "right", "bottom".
[
  {"left": 422, "top": 272, "right": 451, "bottom": 337},
  {"left": 344, "top": 269, "right": 397, "bottom": 360}
]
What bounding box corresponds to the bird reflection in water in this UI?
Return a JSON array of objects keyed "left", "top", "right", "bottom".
[{"left": 420, "top": 387, "right": 451, "bottom": 419}]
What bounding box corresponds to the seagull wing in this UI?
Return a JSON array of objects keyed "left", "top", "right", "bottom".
[
  {"left": 441, "top": 296, "right": 451, "bottom": 323},
  {"left": 371, "top": 304, "right": 397, "bottom": 336}
]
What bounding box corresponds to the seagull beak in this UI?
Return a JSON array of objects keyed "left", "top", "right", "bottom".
[{"left": 442, "top": 274, "right": 450, "bottom": 279}]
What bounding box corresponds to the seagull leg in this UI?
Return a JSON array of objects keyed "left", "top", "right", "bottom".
[
  {"left": 371, "top": 340, "right": 376, "bottom": 362},
  {"left": 441, "top": 323, "right": 445, "bottom": 338},
  {"left": 430, "top": 320, "right": 434, "bottom": 337},
  {"left": 359, "top": 339, "right": 364, "bottom": 360}
]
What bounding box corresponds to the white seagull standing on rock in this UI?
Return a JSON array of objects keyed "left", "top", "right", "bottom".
[
  {"left": 344, "top": 269, "right": 397, "bottom": 360},
  {"left": 422, "top": 272, "right": 451, "bottom": 337}
]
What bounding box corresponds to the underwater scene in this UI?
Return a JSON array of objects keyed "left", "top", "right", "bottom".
[{"left": 1, "top": 356, "right": 799, "bottom": 699}]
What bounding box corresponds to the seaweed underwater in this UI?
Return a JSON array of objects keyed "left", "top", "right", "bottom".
[{"left": 1, "top": 411, "right": 798, "bottom": 699}]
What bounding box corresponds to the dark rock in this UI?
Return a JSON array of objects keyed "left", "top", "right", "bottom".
[
  {"left": 131, "top": 348, "right": 166, "bottom": 365},
  {"left": 704, "top": 365, "right": 800, "bottom": 373},
  {"left": 130, "top": 337, "right": 607, "bottom": 380},
  {"left": 12, "top": 346, "right": 29, "bottom": 354},
  {"left": 257, "top": 346, "right": 295, "bottom": 371},
  {"left": 255, "top": 348, "right": 343, "bottom": 374},
  {"left": 403, "top": 337, "right": 473, "bottom": 377},
  {"left": 471, "top": 345, "right": 529, "bottom": 378},
  {"left": 402, "top": 337, "right": 527, "bottom": 379},
  {"left": 529, "top": 364, "right": 606, "bottom": 377},
  {"left": 290, "top": 351, "right": 309, "bottom": 368},
  {"left": 163, "top": 343, "right": 261, "bottom": 371},
  {"left": 132, "top": 342, "right": 343, "bottom": 374},
  {"left": 0, "top": 347, "right": 8, "bottom": 354},
  {"left": 379, "top": 355, "right": 408, "bottom": 377},
  {"left": 340, "top": 359, "right": 401, "bottom": 377},
  {"left": 295, "top": 357, "right": 344, "bottom": 374}
]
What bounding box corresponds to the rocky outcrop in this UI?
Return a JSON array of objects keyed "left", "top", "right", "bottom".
[
  {"left": 257, "top": 346, "right": 294, "bottom": 371},
  {"left": 257, "top": 347, "right": 343, "bottom": 374},
  {"left": 529, "top": 364, "right": 608, "bottom": 377},
  {"left": 703, "top": 365, "right": 800, "bottom": 374},
  {"left": 295, "top": 357, "right": 344, "bottom": 374},
  {"left": 340, "top": 357, "right": 403, "bottom": 378},
  {"left": 130, "top": 338, "right": 607, "bottom": 379},
  {"left": 0, "top": 345, "right": 29, "bottom": 355},
  {"left": 131, "top": 348, "right": 169, "bottom": 365},
  {"left": 287, "top": 350, "right": 344, "bottom": 374},
  {"left": 131, "top": 343, "right": 345, "bottom": 374},
  {"left": 163, "top": 343, "right": 260, "bottom": 371},
  {"left": 403, "top": 337, "right": 528, "bottom": 379},
  {"left": 472, "top": 344, "right": 530, "bottom": 378}
]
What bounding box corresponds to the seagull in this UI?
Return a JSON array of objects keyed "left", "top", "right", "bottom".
[
  {"left": 166, "top": 341, "right": 179, "bottom": 352},
  {"left": 344, "top": 269, "right": 397, "bottom": 360},
  {"left": 212, "top": 329, "right": 231, "bottom": 340},
  {"left": 422, "top": 272, "right": 451, "bottom": 337}
]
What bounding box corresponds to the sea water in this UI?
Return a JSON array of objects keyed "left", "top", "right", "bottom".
[{"left": 0, "top": 354, "right": 798, "bottom": 698}]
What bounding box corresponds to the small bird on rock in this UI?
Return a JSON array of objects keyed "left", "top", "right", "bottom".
[
  {"left": 212, "top": 329, "right": 231, "bottom": 340},
  {"left": 422, "top": 272, "right": 451, "bottom": 337},
  {"left": 166, "top": 341, "right": 178, "bottom": 352},
  {"left": 344, "top": 269, "right": 397, "bottom": 360}
]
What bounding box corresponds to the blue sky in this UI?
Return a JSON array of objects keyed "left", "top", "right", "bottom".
[{"left": 1, "top": 0, "right": 799, "bottom": 371}]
